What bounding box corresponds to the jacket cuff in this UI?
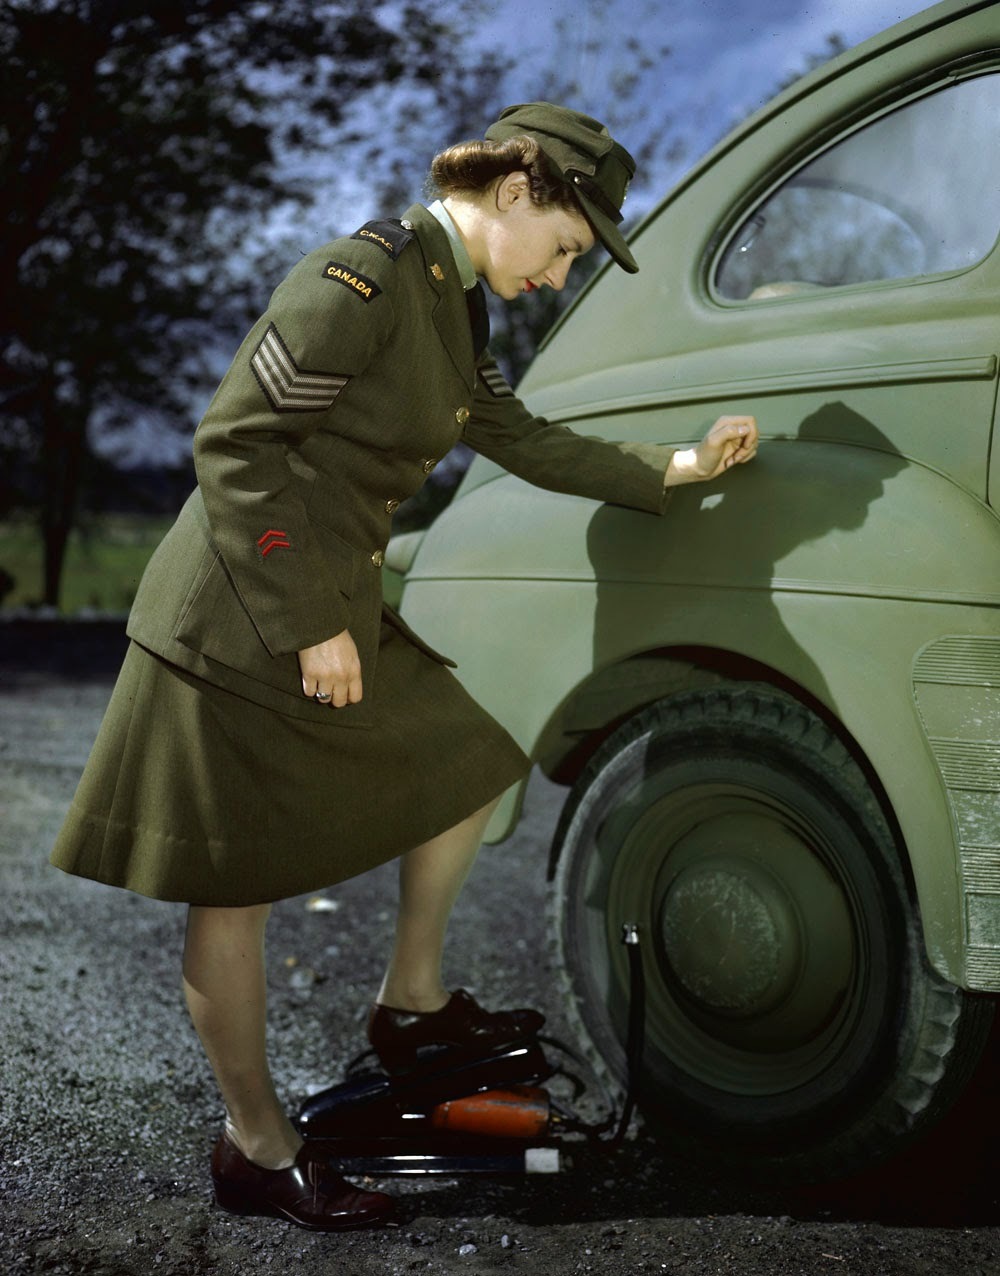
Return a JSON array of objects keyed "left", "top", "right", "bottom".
[{"left": 252, "top": 588, "right": 351, "bottom": 659}]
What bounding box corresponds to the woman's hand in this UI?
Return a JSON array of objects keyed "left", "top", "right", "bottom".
[
  {"left": 667, "top": 415, "right": 759, "bottom": 485},
  {"left": 298, "top": 629, "right": 362, "bottom": 707}
]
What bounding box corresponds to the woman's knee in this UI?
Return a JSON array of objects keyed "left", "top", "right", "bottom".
[{"left": 185, "top": 902, "right": 272, "bottom": 947}]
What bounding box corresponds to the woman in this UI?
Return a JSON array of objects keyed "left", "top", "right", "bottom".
[{"left": 51, "top": 102, "right": 758, "bottom": 1231}]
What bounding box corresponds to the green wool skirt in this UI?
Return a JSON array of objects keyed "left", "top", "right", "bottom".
[{"left": 50, "top": 629, "right": 530, "bottom": 906}]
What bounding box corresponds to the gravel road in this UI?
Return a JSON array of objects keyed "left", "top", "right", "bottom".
[{"left": 3, "top": 621, "right": 1000, "bottom": 1276}]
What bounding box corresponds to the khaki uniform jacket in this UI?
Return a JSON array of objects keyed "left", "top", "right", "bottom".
[{"left": 127, "top": 203, "right": 673, "bottom": 726}]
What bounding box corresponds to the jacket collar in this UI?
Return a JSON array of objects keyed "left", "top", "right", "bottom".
[{"left": 426, "top": 200, "right": 478, "bottom": 290}]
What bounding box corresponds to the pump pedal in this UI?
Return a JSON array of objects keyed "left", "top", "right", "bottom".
[{"left": 298, "top": 1039, "right": 552, "bottom": 1138}]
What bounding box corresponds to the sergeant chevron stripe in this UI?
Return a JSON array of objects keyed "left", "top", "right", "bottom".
[
  {"left": 479, "top": 363, "right": 515, "bottom": 399},
  {"left": 251, "top": 324, "right": 350, "bottom": 414}
]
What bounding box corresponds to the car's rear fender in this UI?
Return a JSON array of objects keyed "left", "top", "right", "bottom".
[{"left": 401, "top": 447, "right": 1000, "bottom": 989}]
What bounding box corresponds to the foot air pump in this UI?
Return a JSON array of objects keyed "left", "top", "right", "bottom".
[{"left": 297, "top": 924, "right": 646, "bottom": 1176}]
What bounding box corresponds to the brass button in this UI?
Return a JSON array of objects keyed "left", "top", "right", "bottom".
[
  {"left": 384, "top": 498, "right": 400, "bottom": 514},
  {"left": 456, "top": 406, "right": 470, "bottom": 426},
  {"left": 421, "top": 458, "right": 437, "bottom": 473},
  {"left": 371, "top": 549, "right": 385, "bottom": 568}
]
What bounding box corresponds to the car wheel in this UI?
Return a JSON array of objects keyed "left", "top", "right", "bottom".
[{"left": 549, "top": 683, "right": 993, "bottom": 1181}]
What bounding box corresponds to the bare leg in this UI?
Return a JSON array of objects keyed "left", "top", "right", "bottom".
[
  {"left": 376, "top": 798, "right": 500, "bottom": 1012},
  {"left": 182, "top": 903, "right": 300, "bottom": 1168}
]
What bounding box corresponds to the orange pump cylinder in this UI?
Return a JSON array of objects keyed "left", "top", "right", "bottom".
[{"left": 430, "top": 1086, "right": 551, "bottom": 1138}]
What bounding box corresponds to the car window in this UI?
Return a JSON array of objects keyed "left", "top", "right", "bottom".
[{"left": 715, "top": 72, "right": 1000, "bottom": 302}]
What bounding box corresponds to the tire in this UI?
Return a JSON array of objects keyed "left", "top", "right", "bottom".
[{"left": 549, "top": 683, "right": 993, "bottom": 1182}]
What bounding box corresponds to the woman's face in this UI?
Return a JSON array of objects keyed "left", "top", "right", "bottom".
[{"left": 479, "top": 174, "right": 595, "bottom": 300}]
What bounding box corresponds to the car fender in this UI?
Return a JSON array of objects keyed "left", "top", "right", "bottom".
[{"left": 402, "top": 441, "right": 1000, "bottom": 986}]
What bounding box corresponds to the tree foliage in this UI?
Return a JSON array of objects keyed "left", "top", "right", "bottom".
[
  {"left": 0, "top": 0, "right": 491, "bottom": 605},
  {"left": 1, "top": 0, "right": 702, "bottom": 607}
]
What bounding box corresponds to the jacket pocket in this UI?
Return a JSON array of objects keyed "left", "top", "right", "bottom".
[
  {"left": 175, "top": 548, "right": 377, "bottom": 728},
  {"left": 380, "top": 602, "right": 457, "bottom": 668},
  {"left": 312, "top": 518, "right": 358, "bottom": 602}
]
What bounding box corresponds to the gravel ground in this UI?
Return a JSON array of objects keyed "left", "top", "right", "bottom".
[{"left": 4, "top": 621, "right": 1000, "bottom": 1275}]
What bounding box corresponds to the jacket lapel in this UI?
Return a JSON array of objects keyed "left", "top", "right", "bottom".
[{"left": 403, "top": 203, "right": 477, "bottom": 389}]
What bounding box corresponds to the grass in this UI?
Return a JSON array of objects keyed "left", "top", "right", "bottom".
[
  {"left": 0, "top": 515, "right": 403, "bottom": 614},
  {"left": 1, "top": 515, "right": 173, "bottom": 614}
]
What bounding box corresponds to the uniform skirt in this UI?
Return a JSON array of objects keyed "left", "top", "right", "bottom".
[{"left": 49, "top": 626, "right": 531, "bottom": 906}]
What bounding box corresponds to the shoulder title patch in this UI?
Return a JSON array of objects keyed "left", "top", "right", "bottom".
[
  {"left": 478, "top": 363, "right": 515, "bottom": 399},
  {"left": 323, "top": 260, "right": 382, "bottom": 303},
  {"left": 350, "top": 219, "right": 414, "bottom": 260}
]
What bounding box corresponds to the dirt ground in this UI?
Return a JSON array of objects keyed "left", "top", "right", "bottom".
[{"left": 4, "top": 620, "right": 1000, "bottom": 1276}]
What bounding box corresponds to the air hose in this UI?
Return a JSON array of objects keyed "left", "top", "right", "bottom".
[
  {"left": 609, "top": 921, "right": 646, "bottom": 1147},
  {"left": 545, "top": 920, "right": 647, "bottom": 1149}
]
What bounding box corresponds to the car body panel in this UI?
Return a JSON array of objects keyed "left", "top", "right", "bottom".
[
  {"left": 404, "top": 449, "right": 1000, "bottom": 980},
  {"left": 397, "top": 0, "right": 1000, "bottom": 988}
]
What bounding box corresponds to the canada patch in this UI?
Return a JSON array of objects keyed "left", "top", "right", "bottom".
[
  {"left": 478, "top": 363, "right": 515, "bottom": 399},
  {"left": 350, "top": 219, "right": 413, "bottom": 260},
  {"left": 322, "top": 260, "right": 382, "bottom": 303}
]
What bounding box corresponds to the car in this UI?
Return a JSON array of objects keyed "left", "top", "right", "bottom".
[{"left": 388, "top": 0, "right": 1000, "bottom": 1181}]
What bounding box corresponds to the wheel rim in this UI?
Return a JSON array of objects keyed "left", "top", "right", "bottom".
[{"left": 592, "top": 778, "right": 880, "bottom": 1100}]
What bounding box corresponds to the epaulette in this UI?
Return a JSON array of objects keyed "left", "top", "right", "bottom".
[{"left": 349, "top": 219, "right": 414, "bottom": 261}]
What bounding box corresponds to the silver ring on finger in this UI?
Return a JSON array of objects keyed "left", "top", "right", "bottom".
[{"left": 314, "top": 690, "right": 332, "bottom": 702}]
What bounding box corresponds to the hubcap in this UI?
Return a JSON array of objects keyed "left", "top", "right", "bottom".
[
  {"left": 602, "top": 788, "right": 860, "bottom": 1092},
  {"left": 661, "top": 855, "right": 799, "bottom": 1015}
]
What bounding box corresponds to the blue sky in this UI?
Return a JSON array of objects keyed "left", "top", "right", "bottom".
[
  {"left": 475, "top": 0, "right": 935, "bottom": 191},
  {"left": 277, "top": 0, "right": 938, "bottom": 245}
]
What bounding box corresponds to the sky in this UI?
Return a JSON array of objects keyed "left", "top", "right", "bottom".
[
  {"left": 257, "top": 0, "right": 941, "bottom": 278},
  {"left": 475, "top": 0, "right": 936, "bottom": 192},
  {"left": 287, "top": 0, "right": 938, "bottom": 238}
]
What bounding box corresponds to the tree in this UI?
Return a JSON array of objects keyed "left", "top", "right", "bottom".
[{"left": 0, "top": 0, "right": 493, "bottom": 606}]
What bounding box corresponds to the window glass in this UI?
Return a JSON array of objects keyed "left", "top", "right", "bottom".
[{"left": 715, "top": 74, "right": 1000, "bottom": 301}]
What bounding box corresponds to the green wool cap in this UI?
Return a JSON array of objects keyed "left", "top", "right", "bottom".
[{"left": 485, "top": 101, "right": 639, "bottom": 273}]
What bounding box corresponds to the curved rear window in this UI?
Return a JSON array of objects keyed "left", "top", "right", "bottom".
[{"left": 715, "top": 73, "right": 1000, "bottom": 301}]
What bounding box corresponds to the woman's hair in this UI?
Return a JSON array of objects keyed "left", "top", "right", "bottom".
[{"left": 428, "top": 135, "right": 578, "bottom": 212}]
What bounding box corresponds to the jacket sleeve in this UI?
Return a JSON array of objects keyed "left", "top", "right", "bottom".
[
  {"left": 192, "top": 243, "right": 396, "bottom": 657},
  {"left": 463, "top": 352, "right": 674, "bottom": 514}
]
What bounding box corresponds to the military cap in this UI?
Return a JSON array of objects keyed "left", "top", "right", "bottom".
[{"left": 485, "top": 101, "right": 639, "bottom": 273}]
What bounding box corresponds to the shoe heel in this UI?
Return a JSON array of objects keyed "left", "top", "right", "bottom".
[
  {"left": 373, "top": 1041, "right": 417, "bottom": 1075},
  {"left": 213, "top": 1178, "right": 258, "bottom": 1216}
]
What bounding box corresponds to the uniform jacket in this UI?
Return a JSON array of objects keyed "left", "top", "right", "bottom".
[{"left": 127, "top": 203, "right": 674, "bottom": 726}]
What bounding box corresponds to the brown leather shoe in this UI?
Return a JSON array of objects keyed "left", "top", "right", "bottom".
[
  {"left": 211, "top": 1131, "right": 394, "bottom": 1231},
  {"left": 367, "top": 988, "right": 545, "bottom": 1075}
]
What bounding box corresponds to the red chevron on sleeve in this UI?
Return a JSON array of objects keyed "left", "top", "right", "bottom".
[{"left": 257, "top": 529, "right": 291, "bottom": 558}]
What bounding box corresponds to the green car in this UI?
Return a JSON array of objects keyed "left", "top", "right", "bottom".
[{"left": 390, "top": 0, "right": 1000, "bottom": 1181}]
